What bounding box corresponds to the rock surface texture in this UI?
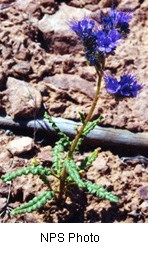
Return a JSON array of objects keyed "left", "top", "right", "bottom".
[{"left": 7, "top": 136, "right": 34, "bottom": 156}]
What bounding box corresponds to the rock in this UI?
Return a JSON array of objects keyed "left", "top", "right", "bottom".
[
  {"left": 46, "top": 53, "right": 90, "bottom": 77},
  {"left": 118, "top": 0, "right": 140, "bottom": 10},
  {"left": 14, "top": 46, "right": 29, "bottom": 61},
  {"left": 128, "top": 210, "right": 140, "bottom": 218},
  {"left": 69, "top": 0, "right": 100, "bottom": 8},
  {"left": 134, "top": 164, "right": 144, "bottom": 174},
  {"left": 7, "top": 137, "right": 34, "bottom": 156},
  {"left": 38, "top": 3, "right": 89, "bottom": 33},
  {"left": 0, "top": 184, "right": 11, "bottom": 196},
  {"left": 78, "top": 65, "right": 96, "bottom": 82},
  {"left": 15, "top": 0, "right": 57, "bottom": 15},
  {"left": 0, "top": 0, "right": 14, "bottom": 3},
  {"left": 96, "top": 177, "right": 112, "bottom": 188},
  {"left": 42, "top": 71, "right": 96, "bottom": 119},
  {"left": 0, "top": 165, "right": 6, "bottom": 175},
  {"left": 44, "top": 73, "right": 95, "bottom": 99},
  {"left": 93, "top": 81, "right": 148, "bottom": 131},
  {"left": 15, "top": 0, "right": 33, "bottom": 10},
  {"left": 0, "top": 198, "right": 7, "bottom": 212},
  {"left": 138, "top": 185, "right": 148, "bottom": 200},
  {"left": 38, "top": 3, "right": 91, "bottom": 54},
  {"left": 0, "top": 71, "right": 5, "bottom": 89},
  {"left": 92, "top": 156, "right": 109, "bottom": 173},
  {"left": 141, "top": 0, "right": 148, "bottom": 10},
  {"left": 85, "top": 4, "right": 100, "bottom": 12},
  {"left": 12, "top": 61, "right": 31, "bottom": 75},
  {"left": 37, "top": 146, "right": 52, "bottom": 163},
  {"left": 139, "top": 201, "right": 148, "bottom": 215},
  {"left": 39, "top": 0, "right": 58, "bottom": 14},
  {"left": 1, "top": 46, "right": 11, "bottom": 60},
  {"left": 15, "top": 0, "right": 40, "bottom": 17},
  {"left": 0, "top": 151, "right": 12, "bottom": 173},
  {"left": 6, "top": 77, "right": 42, "bottom": 119},
  {"left": 99, "top": 0, "right": 120, "bottom": 8}
]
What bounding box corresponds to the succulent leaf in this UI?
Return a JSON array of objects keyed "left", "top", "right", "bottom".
[
  {"left": 11, "top": 191, "right": 54, "bottom": 215},
  {"left": 85, "top": 181, "right": 119, "bottom": 203},
  {"left": 1, "top": 165, "right": 53, "bottom": 183}
]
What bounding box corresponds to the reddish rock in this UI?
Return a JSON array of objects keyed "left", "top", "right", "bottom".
[
  {"left": 44, "top": 74, "right": 95, "bottom": 99},
  {"left": 39, "top": 0, "right": 58, "bottom": 14},
  {"left": 0, "top": 198, "right": 7, "bottom": 212},
  {"left": 99, "top": 0, "right": 120, "bottom": 8},
  {"left": 139, "top": 201, "right": 148, "bottom": 216},
  {"left": 15, "top": 0, "right": 40, "bottom": 13},
  {"left": 138, "top": 185, "right": 148, "bottom": 200},
  {"left": 7, "top": 137, "right": 34, "bottom": 156},
  {"left": 12, "top": 61, "right": 31, "bottom": 76},
  {"left": 118, "top": 0, "right": 140, "bottom": 10},
  {"left": 0, "top": 0, "right": 14, "bottom": 2},
  {"left": 37, "top": 146, "right": 52, "bottom": 163},
  {"left": 38, "top": 3, "right": 91, "bottom": 54},
  {"left": 5, "top": 77, "right": 42, "bottom": 119},
  {"left": 1, "top": 46, "right": 11, "bottom": 60},
  {"left": 69, "top": 0, "right": 100, "bottom": 8},
  {"left": 0, "top": 151, "right": 12, "bottom": 173},
  {"left": 141, "top": 0, "right": 148, "bottom": 10}
]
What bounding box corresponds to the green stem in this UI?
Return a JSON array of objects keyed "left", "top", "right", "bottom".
[
  {"left": 58, "top": 167, "right": 67, "bottom": 200},
  {"left": 68, "top": 71, "right": 102, "bottom": 157},
  {"left": 59, "top": 59, "right": 105, "bottom": 198}
]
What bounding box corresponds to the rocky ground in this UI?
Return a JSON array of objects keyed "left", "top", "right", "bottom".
[{"left": 0, "top": 0, "right": 148, "bottom": 223}]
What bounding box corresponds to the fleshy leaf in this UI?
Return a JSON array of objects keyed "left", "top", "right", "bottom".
[
  {"left": 85, "top": 181, "right": 119, "bottom": 203},
  {"left": 64, "top": 159, "right": 85, "bottom": 188},
  {"left": 1, "top": 165, "right": 53, "bottom": 183},
  {"left": 11, "top": 191, "right": 54, "bottom": 215},
  {"left": 80, "top": 148, "right": 101, "bottom": 170}
]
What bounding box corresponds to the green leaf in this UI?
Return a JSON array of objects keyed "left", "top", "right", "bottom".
[
  {"left": 80, "top": 148, "right": 100, "bottom": 170},
  {"left": 1, "top": 165, "right": 53, "bottom": 183},
  {"left": 45, "top": 113, "right": 71, "bottom": 175},
  {"left": 82, "top": 115, "right": 103, "bottom": 136},
  {"left": 85, "top": 181, "right": 119, "bottom": 203},
  {"left": 44, "top": 113, "right": 70, "bottom": 145},
  {"left": 75, "top": 116, "right": 103, "bottom": 151},
  {"left": 44, "top": 112, "right": 61, "bottom": 135},
  {"left": 78, "top": 111, "right": 85, "bottom": 123},
  {"left": 11, "top": 191, "right": 54, "bottom": 215},
  {"left": 64, "top": 158, "right": 85, "bottom": 188},
  {"left": 52, "top": 139, "right": 65, "bottom": 175}
]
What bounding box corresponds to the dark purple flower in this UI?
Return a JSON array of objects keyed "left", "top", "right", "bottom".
[
  {"left": 120, "top": 75, "right": 142, "bottom": 97},
  {"left": 69, "top": 8, "right": 131, "bottom": 66},
  {"left": 110, "top": 9, "right": 132, "bottom": 26},
  {"left": 104, "top": 76, "right": 120, "bottom": 94},
  {"left": 110, "top": 8, "right": 132, "bottom": 25},
  {"left": 104, "top": 74, "right": 142, "bottom": 97},
  {"left": 113, "top": 10, "right": 132, "bottom": 36},
  {"left": 96, "top": 29, "right": 120, "bottom": 53},
  {"left": 108, "top": 29, "right": 121, "bottom": 43},
  {"left": 97, "top": 31, "right": 113, "bottom": 53},
  {"left": 100, "top": 8, "right": 132, "bottom": 36},
  {"left": 70, "top": 18, "right": 95, "bottom": 38},
  {"left": 85, "top": 50, "right": 96, "bottom": 65}
]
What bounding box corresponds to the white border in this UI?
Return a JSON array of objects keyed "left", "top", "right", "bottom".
[{"left": 0, "top": 223, "right": 147, "bottom": 253}]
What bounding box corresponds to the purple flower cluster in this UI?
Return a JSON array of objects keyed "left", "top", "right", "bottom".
[
  {"left": 70, "top": 8, "right": 132, "bottom": 66},
  {"left": 97, "top": 29, "right": 120, "bottom": 54},
  {"left": 69, "top": 8, "right": 142, "bottom": 98},
  {"left": 104, "top": 74, "right": 142, "bottom": 97},
  {"left": 100, "top": 9, "right": 132, "bottom": 36}
]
